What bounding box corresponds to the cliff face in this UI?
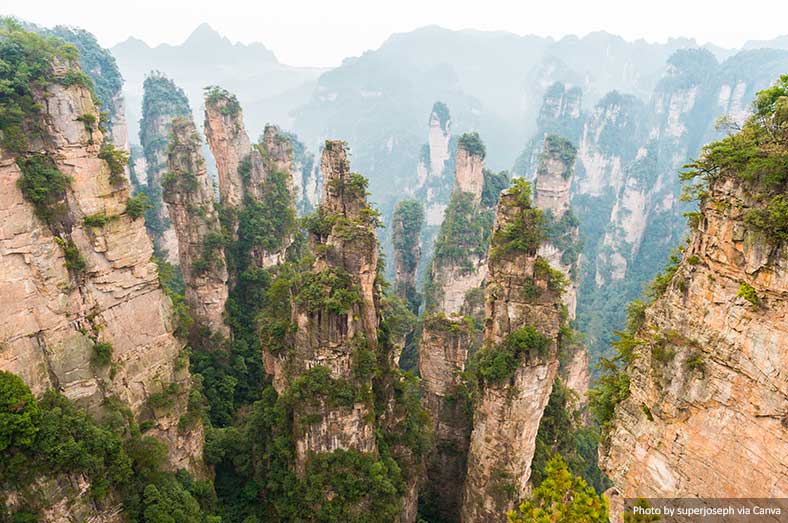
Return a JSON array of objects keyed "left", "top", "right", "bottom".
[
  {"left": 163, "top": 117, "right": 229, "bottom": 336},
  {"left": 392, "top": 200, "right": 425, "bottom": 312},
  {"left": 535, "top": 135, "right": 580, "bottom": 319},
  {"left": 0, "top": 62, "right": 203, "bottom": 482},
  {"left": 203, "top": 91, "right": 249, "bottom": 209},
  {"left": 414, "top": 102, "right": 452, "bottom": 227},
  {"left": 600, "top": 175, "right": 788, "bottom": 499},
  {"left": 139, "top": 73, "right": 192, "bottom": 264},
  {"left": 460, "top": 183, "right": 563, "bottom": 523},
  {"left": 513, "top": 82, "right": 583, "bottom": 179},
  {"left": 268, "top": 141, "right": 379, "bottom": 469},
  {"left": 417, "top": 135, "right": 493, "bottom": 520}
]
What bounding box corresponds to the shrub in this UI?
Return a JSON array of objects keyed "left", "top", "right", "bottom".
[
  {"left": 83, "top": 212, "right": 117, "bottom": 227},
  {"left": 490, "top": 179, "right": 544, "bottom": 261},
  {"left": 125, "top": 193, "right": 150, "bottom": 219},
  {"left": 91, "top": 341, "right": 113, "bottom": 367},
  {"left": 16, "top": 154, "right": 72, "bottom": 224},
  {"left": 458, "top": 132, "right": 486, "bottom": 159},
  {"left": 474, "top": 326, "right": 551, "bottom": 385},
  {"left": 55, "top": 237, "right": 86, "bottom": 273},
  {"left": 507, "top": 454, "right": 608, "bottom": 523},
  {"left": 737, "top": 282, "right": 759, "bottom": 305},
  {"left": 98, "top": 143, "right": 129, "bottom": 184}
]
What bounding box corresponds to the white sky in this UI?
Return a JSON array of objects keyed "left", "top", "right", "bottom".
[{"left": 2, "top": 0, "right": 787, "bottom": 67}]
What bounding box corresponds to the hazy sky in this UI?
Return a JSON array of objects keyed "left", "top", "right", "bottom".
[{"left": 3, "top": 0, "right": 786, "bottom": 67}]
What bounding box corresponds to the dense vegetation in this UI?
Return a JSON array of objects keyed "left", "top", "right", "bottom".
[
  {"left": 457, "top": 132, "right": 486, "bottom": 159},
  {"left": 204, "top": 86, "right": 241, "bottom": 116},
  {"left": 391, "top": 199, "right": 425, "bottom": 311},
  {"left": 0, "top": 371, "right": 219, "bottom": 522},
  {"left": 682, "top": 74, "right": 788, "bottom": 242},
  {"left": 43, "top": 25, "right": 124, "bottom": 129},
  {"left": 539, "top": 134, "right": 576, "bottom": 178},
  {"left": 0, "top": 18, "right": 85, "bottom": 154},
  {"left": 490, "top": 178, "right": 544, "bottom": 261},
  {"left": 507, "top": 455, "right": 608, "bottom": 523}
]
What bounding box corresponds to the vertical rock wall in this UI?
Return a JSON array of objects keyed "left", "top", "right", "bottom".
[
  {"left": 460, "top": 185, "right": 563, "bottom": 522},
  {"left": 163, "top": 117, "right": 230, "bottom": 337}
]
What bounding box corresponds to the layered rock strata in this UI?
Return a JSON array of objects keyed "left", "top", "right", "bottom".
[
  {"left": 139, "top": 73, "right": 192, "bottom": 264},
  {"left": 163, "top": 117, "right": 230, "bottom": 337},
  {"left": 600, "top": 176, "right": 788, "bottom": 501},
  {"left": 460, "top": 183, "right": 563, "bottom": 522},
  {"left": 0, "top": 61, "right": 203, "bottom": 480}
]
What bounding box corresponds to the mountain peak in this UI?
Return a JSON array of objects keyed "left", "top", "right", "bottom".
[{"left": 183, "top": 23, "right": 228, "bottom": 47}]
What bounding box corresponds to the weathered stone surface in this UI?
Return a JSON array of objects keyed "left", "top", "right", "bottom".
[
  {"left": 418, "top": 138, "right": 489, "bottom": 518},
  {"left": 265, "top": 141, "right": 380, "bottom": 472},
  {"left": 460, "top": 188, "right": 563, "bottom": 523},
  {"left": 0, "top": 74, "right": 204, "bottom": 482},
  {"left": 601, "top": 176, "right": 788, "bottom": 501},
  {"left": 163, "top": 117, "right": 229, "bottom": 336},
  {"left": 203, "top": 94, "right": 250, "bottom": 209}
]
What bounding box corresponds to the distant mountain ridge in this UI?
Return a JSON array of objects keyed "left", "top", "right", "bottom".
[{"left": 112, "top": 23, "right": 325, "bottom": 145}]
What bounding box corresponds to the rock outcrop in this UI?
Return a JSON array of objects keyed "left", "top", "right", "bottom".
[
  {"left": 460, "top": 181, "right": 563, "bottom": 522},
  {"left": 392, "top": 199, "right": 424, "bottom": 312},
  {"left": 203, "top": 89, "right": 297, "bottom": 267},
  {"left": 139, "top": 72, "right": 192, "bottom": 264},
  {"left": 204, "top": 87, "right": 318, "bottom": 219},
  {"left": 600, "top": 176, "right": 788, "bottom": 501},
  {"left": 269, "top": 141, "right": 379, "bottom": 469},
  {"left": 535, "top": 134, "right": 580, "bottom": 318},
  {"left": 0, "top": 58, "right": 204, "bottom": 482},
  {"left": 418, "top": 132, "right": 499, "bottom": 520},
  {"left": 425, "top": 134, "right": 491, "bottom": 315},
  {"left": 203, "top": 88, "right": 249, "bottom": 209},
  {"left": 163, "top": 117, "right": 230, "bottom": 337}
]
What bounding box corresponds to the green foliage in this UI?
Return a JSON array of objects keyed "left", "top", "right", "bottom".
[
  {"left": 83, "top": 212, "right": 118, "bottom": 228},
  {"left": 154, "top": 257, "right": 193, "bottom": 339},
  {"left": 55, "top": 237, "right": 86, "bottom": 272},
  {"left": 126, "top": 193, "right": 151, "bottom": 219},
  {"left": 431, "top": 101, "right": 451, "bottom": 131},
  {"left": 236, "top": 170, "right": 298, "bottom": 255},
  {"left": 534, "top": 258, "right": 569, "bottom": 294},
  {"left": 543, "top": 209, "right": 581, "bottom": 271},
  {"left": 392, "top": 199, "right": 424, "bottom": 275},
  {"left": 531, "top": 378, "right": 611, "bottom": 493},
  {"left": 490, "top": 178, "right": 545, "bottom": 261},
  {"left": 737, "top": 281, "right": 759, "bottom": 305},
  {"left": 43, "top": 26, "right": 123, "bottom": 126},
  {"left": 481, "top": 169, "right": 510, "bottom": 208},
  {"left": 204, "top": 85, "right": 241, "bottom": 116},
  {"left": 98, "top": 143, "right": 129, "bottom": 184},
  {"left": 540, "top": 135, "right": 577, "bottom": 178},
  {"left": 588, "top": 322, "right": 640, "bottom": 431},
  {"left": 432, "top": 189, "right": 494, "bottom": 277},
  {"left": 0, "top": 19, "right": 82, "bottom": 154},
  {"left": 649, "top": 248, "right": 682, "bottom": 298},
  {"left": 0, "top": 372, "right": 39, "bottom": 453},
  {"left": 328, "top": 172, "right": 370, "bottom": 200},
  {"left": 1, "top": 373, "right": 132, "bottom": 498},
  {"left": 457, "top": 132, "right": 486, "bottom": 159},
  {"left": 91, "top": 341, "right": 113, "bottom": 367},
  {"left": 507, "top": 454, "right": 608, "bottom": 523},
  {"left": 294, "top": 267, "right": 362, "bottom": 315},
  {"left": 473, "top": 326, "right": 551, "bottom": 386},
  {"left": 16, "top": 153, "right": 71, "bottom": 224},
  {"left": 682, "top": 75, "right": 788, "bottom": 243}
]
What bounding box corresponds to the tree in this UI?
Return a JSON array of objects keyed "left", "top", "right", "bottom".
[
  {"left": 507, "top": 455, "right": 609, "bottom": 523},
  {"left": 0, "top": 371, "right": 40, "bottom": 452}
]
